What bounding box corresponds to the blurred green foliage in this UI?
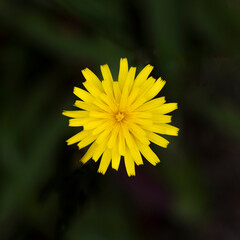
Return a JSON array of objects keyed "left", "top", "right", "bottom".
[{"left": 0, "top": 0, "right": 239, "bottom": 239}]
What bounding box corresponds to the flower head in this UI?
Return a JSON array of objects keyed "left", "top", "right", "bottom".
[{"left": 63, "top": 58, "right": 179, "bottom": 176}]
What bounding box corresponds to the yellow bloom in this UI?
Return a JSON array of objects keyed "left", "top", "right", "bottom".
[{"left": 63, "top": 58, "right": 179, "bottom": 176}]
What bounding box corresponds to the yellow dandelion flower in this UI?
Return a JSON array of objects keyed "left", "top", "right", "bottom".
[{"left": 63, "top": 58, "right": 179, "bottom": 176}]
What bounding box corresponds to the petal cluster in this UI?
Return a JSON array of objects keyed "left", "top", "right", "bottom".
[{"left": 63, "top": 58, "right": 179, "bottom": 176}]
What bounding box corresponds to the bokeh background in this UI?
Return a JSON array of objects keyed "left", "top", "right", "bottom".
[{"left": 0, "top": 0, "right": 240, "bottom": 239}]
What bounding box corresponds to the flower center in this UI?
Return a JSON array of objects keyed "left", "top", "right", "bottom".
[{"left": 115, "top": 112, "right": 125, "bottom": 122}]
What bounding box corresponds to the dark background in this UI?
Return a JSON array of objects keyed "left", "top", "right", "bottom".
[{"left": 0, "top": 0, "right": 240, "bottom": 239}]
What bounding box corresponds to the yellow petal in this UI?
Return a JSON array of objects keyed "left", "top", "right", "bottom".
[
  {"left": 101, "top": 64, "right": 114, "bottom": 83},
  {"left": 126, "top": 121, "right": 150, "bottom": 145},
  {"left": 92, "top": 121, "right": 114, "bottom": 135},
  {"left": 62, "top": 110, "right": 89, "bottom": 118},
  {"left": 83, "top": 119, "right": 107, "bottom": 130},
  {"left": 137, "top": 77, "right": 156, "bottom": 97},
  {"left": 144, "top": 78, "right": 166, "bottom": 101},
  {"left": 66, "top": 130, "right": 89, "bottom": 145},
  {"left": 82, "top": 68, "right": 103, "bottom": 90},
  {"left": 155, "top": 103, "right": 178, "bottom": 114},
  {"left": 133, "top": 118, "right": 153, "bottom": 128},
  {"left": 99, "top": 93, "right": 117, "bottom": 112},
  {"left": 102, "top": 80, "right": 114, "bottom": 100},
  {"left": 101, "top": 64, "right": 114, "bottom": 99},
  {"left": 128, "top": 78, "right": 155, "bottom": 111},
  {"left": 92, "top": 142, "right": 107, "bottom": 162},
  {"left": 83, "top": 81, "right": 103, "bottom": 97},
  {"left": 152, "top": 124, "right": 179, "bottom": 136},
  {"left": 121, "top": 125, "right": 143, "bottom": 165},
  {"left": 136, "top": 140, "right": 160, "bottom": 166},
  {"left": 74, "top": 100, "right": 98, "bottom": 111},
  {"left": 89, "top": 111, "right": 111, "bottom": 119},
  {"left": 146, "top": 132, "right": 169, "bottom": 148},
  {"left": 120, "top": 67, "right": 136, "bottom": 110},
  {"left": 153, "top": 115, "right": 172, "bottom": 124},
  {"left": 118, "top": 58, "right": 128, "bottom": 90},
  {"left": 77, "top": 135, "right": 96, "bottom": 149},
  {"left": 113, "top": 82, "right": 121, "bottom": 103},
  {"left": 124, "top": 148, "right": 136, "bottom": 176},
  {"left": 127, "top": 121, "right": 146, "bottom": 136},
  {"left": 134, "top": 64, "right": 153, "bottom": 87},
  {"left": 108, "top": 124, "right": 119, "bottom": 148},
  {"left": 98, "top": 148, "right": 112, "bottom": 174},
  {"left": 127, "top": 96, "right": 147, "bottom": 112},
  {"left": 93, "top": 98, "right": 112, "bottom": 113},
  {"left": 118, "top": 126, "right": 126, "bottom": 155},
  {"left": 122, "top": 67, "right": 136, "bottom": 97},
  {"left": 136, "top": 97, "right": 165, "bottom": 112},
  {"left": 126, "top": 86, "right": 140, "bottom": 106},
  {"left": 81, "top": 142, "right": 98, "bottom": 163},
  {"left": 112, "top": 144, "right": 121, "bottom": 170},
  {"left": 73, "top": 87, "right": 93, "bottom": 102},
  {"left": 96, "top": 126, "right": 113, "bottom": 144},
  {"left": 131, "top": 112, "right": 153, "bottom": 119},
  {"left": 69, "top": 118, "right": 90, "bottom": 127}
]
